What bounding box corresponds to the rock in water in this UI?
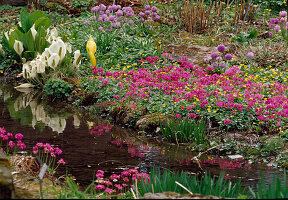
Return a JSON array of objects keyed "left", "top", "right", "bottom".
[{"left": 0, "top": 152, "right": 15, "bottom": 198}]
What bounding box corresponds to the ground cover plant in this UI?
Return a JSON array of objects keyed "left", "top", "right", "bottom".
[{"left": 0, "top": 0, "right": 288, "bottom": 199}]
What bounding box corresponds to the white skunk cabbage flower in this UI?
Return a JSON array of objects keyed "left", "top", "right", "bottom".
[
  {"left": 4, "top": 32, "right": 9, "bottom": 41},
  {"left": 14, "top": 40, "right": 24, "bottom": 56},
  {"left": 31, "top": 24, "right": 37, "bottom": 40},
  {"left": 73, "top": 50, "right": 81, "bottom": 68},
  {"left": 47, "top": 27, "right": 58, "bottom": 43},
  {"left": 48, "top": 38, "right": 66, "bottom": 61},
  {"left": 0, "top": 44, "right": 5, "bottom": 56},
  {"left": 65, "top": 42, "right": 72, "bottom": 53},
  {"left": 36, "top": 57, "right": 46, "bottom": 73},
  {"left": 48, "top": 53, "right": 60, "bottom": 69},
  {"left": 29, "top": 60, "right": 37, "bottom": 78},
  {"left": 22, "top": 62, "right": 31, "bottom": 79}
]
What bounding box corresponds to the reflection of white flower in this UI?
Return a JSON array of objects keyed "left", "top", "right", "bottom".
[
  {"left": 4, "top": 92, "right": 11, "bottom": 102},
  {"left": 0, "top": 89, "right": 2, "bottom": 96},
  {"left": 49, "top": 117, "right": 66, "bottom": 133},
  {"left": 73, "top": 114, "right": 81, "bottom": 128},
  {"left": 14, "top": 40, "right": 24, "bottom": 56}
]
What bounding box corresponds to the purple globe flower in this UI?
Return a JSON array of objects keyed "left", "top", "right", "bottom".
[
  {"left": 83, "top": 20, "right": 89, "bottom": 26},
  {"left": 212, "top": 62, "right": 218, "bottom": 67},
  {"left": 225, "top": 54, "right": 233, "bottom": 60},
  {"left": 151, "top": 6, "right": 157, "bottom": 12},
  {"left": 112, "top": 5, "right": 118, "bottom": 11},
  {"left": 204, "top": 57, "right": 210, "bottom": 63},
  {"left": 116, "top": 10, "right": 123, "bottom": 16},
  {"left": 129, "top": 20, "right": 134, "bottom": 25},
  {"left": 145, "top": 10, "right": 151, "bottom": 16},
  {"left": 98, "top": 26, "right": 104, "bottom": 32},
  {"left": 115, "top": 22, "right": 121, "bottom": 27},
  {"left": 90, "top": 15, "right": 96, "bottom": 20},
  {"left": 216, "top": 56, "right": 223, "bottom": 61},
  {"left": 108, "top": 6, "right": 113, "bottom": 11},
  {"left": 247, "top": 52, "right": 254, "bottom": 59},
  {"left": 139, "top": 12, "right": 145, "bottom": 17},
  {"left": 217, "top": 44, "right": 226, "bottom": 52},
  {"left": 91, "top": 6, "right": 99, "bottom": 13},
  {"left": 269, "top": 24, "right": 275, "bottom": 29},
  {"left": 139, "top": 17, "right": 145, "bottom": 22},
  {"left": 280, "top": 11, "right": 287, "bottom": 18},
  {"left": 154, "top": 14, "right": 160, "bottom": 21},
  {"left": 105, "top": 10, "right": 111, "bottom": 15},
  {"left": 269, "top": 32, "right": 273, "bottom": 37},
  {"left": 274, "top": 25, "right": 281, "bottom": 32},
  {"left": 100, "top": 4, "right": 106, "bottom": 11},
  {"left": 99, "top": 10, "right": 104, "bottom": 15},
  {"left": 117, "top": 5, "right": 121, "bottom": 10},
  {"left": 148, "top": 17, "right": 153, "bottom": 21},
  {"left": 211, "top": 52, "right": 218, "bottom": 59},
  {"left": 145, "top": 5, "right": 151, "bottom": 10},
  {"left": 219, "top": 62, "right": 226, "bottom": 68},
  {"left": 108, "top": 15, "right": 115, "bottom": 22}
]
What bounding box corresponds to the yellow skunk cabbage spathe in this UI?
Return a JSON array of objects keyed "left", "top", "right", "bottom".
[{"left": 86, "top": 36, "right": 97, "bottom": 67}]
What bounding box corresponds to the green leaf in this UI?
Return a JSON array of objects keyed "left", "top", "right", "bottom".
[
  {"left": 28, "top": 10, "right": 47, "bottom": 29},
  {"left": 35, "top": 26, "right": 47, "bottom": 53},
  {"left": 248, "top": 30, "right": 258, "bottom": 39},
  {"left": 20, "top": 9, "right": 30, "bottom": 32},
  {"left": 23, "top": 29, "right": 35, "bottom": 52},
  {"left": 34, "top": 17, "right": 51, "bottom": 31}
]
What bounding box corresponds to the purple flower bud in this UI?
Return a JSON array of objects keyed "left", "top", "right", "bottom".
[
  {"left": 91, "top": 6, "right": 99, "bottom": 13},
  {"left": 280, "top": 11, "right": 287, "bottom": 18},
  {"left": 100, "top": 4, "right": 106, "bottom": 11},
  {"left": 154, "top": 14, "right": 160, "bottom": 21},
  {"left": 211, "top": 52, "right": 218, "bottom": 59},
  {"left": 269, "top": 32, "right": 273, "bottom": 37},
  {"left": 105, "top": 10, "right": 111, "bottom": 15},
  {"left": 83, "top": 20, "right": 89, "bottom": 26},
  {"left": 219, "top": 62, "right": 226, "bottom": 68},
  {"left": 145, "top": 5, "right": 151, "bottom": 10},
  {"left": 90, "top": 15, "right": 96, "bottom": 20},
  {"left": 148, "top": 17, "right": 153, "bottom": 21},
  {"left": 212, "top": 62, "right": 218, "bottom": 67},
  {"left": 139, "top": 12, "right": 145, "bottom": 17},
  {"left": 217, "top": 44, "right": 226, "bottom": 52},
  {"left": 269, "top": 24, "right": 275, "bottom": 29},
  {"left": 204, "top": 57, "right": 210, "bottom": 63},
  {"left": 108, "top": 15, "right": 115, "bottom": 22},
  {"left": 98, "top": 27, "right": 104, "bottom": 32},
  {"left": 139, "top": 17, "right": 145, "bottom": 22},
  {"left": 151, "top": 6, "right": 157, "bottom": 12},
  {"left": 115, "top": 22, "right": 121, "bottom": 27},
  {"left": 116, "top": 10, "right": 123, "bottom": 16},
  {"left": 108, "top": 6, "right": 113, "bottom": 11},
  {"left": 117, "top": 5, "right": 121, "bottom": 10},
  {"left": 145, "top": 10, "right": 151, "bottom": 16},
  {"left": 225, "top": 53, "right": 233, "bottom": 60},
  {"left": 129, "top": 20, "right": 134, "bottom": 25},
  {"left": 247, "top": 52, "right": 254, "bottom": 59},
  {"left": 99, "top": 10, "right": 104, "bottom": 15},
  {"left": 274, "top": 25, "right": 281, "bottom": 32},
  {"left": 216, "top": 56, "right": 222, "bottom": 61},
  {"left": 112, "top": 5, "right": 118, "bottom": 11}
]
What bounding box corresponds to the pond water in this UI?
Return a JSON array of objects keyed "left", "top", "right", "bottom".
[{"left": 0, "top": 82, "right": 279, "bottom": 189}]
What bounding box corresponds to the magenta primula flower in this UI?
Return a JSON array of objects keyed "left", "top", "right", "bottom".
[
  {"left": 224, "top": 119, "right": 232, "bottom": 124},
  {"left": 8, "top": 141, "right": 15, "bottom": 148},
  {"left": 57, "top": 158, "right": 66, "bottom": 165},
  {"left": 95, "top": 184, "right": 105, "bottom": 190}
]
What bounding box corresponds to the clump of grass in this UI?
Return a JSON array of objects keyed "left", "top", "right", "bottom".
[
  {"left": 137, "top": 168, "right": 246, "bottom": 198},
  {"left": 249, "top": 170, "right": 288, "bottom": 199},
  {"left": 160, "top": 117, "right": 207, "bottom": 144}
]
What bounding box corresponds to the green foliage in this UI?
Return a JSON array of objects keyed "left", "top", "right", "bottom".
[
  {"left": 53, "top": 176, "right": 133, "bottom": 199},
  {"left": 232, "top": 30, "right": 258, "bottom": 44},
  {"left": 137, "top": 168, "right": 246, "bottom": 198},
  {"left": 253, "top": 0, "right": 288, "bottom": 12},
  {"left": 249, "top": 170, "right": 288, "bottom": 199},
  {"left": 160, "top": 117, "right": 207, "bottom": 144},
  {"left": 43, "top": 78, "right": 73, "bottom": 100},
  {"left": 2, "top": 9, "right": 51, "bottom": 61}
]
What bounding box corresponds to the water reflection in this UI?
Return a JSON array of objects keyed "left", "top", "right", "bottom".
[{"left": 0, "top": 82, "right": 279, "bottom": 188}]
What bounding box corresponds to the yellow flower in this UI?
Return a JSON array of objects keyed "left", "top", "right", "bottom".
[{"left": 86, "top": 36, "right": 97, "bottom": 67}]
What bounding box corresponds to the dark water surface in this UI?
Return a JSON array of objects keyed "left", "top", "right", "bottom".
[{"left": 0, "top": 82, "right": 279, "bottom": 188}]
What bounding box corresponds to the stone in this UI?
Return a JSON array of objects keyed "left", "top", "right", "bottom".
[
  {"left": 227, "top": 155, "right": 243, "bottom": 160},
  {"left": 136, "top": 117, "right": 148, "bottom": 130},
  {"left": 0, "top": 152, "right": 15, "bottom": 199},
  {"left": 141, "top": 192, "right": 223, "bottom": 199}
]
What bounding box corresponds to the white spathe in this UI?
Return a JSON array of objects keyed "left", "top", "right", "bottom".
[
  {"left": 73, "top": 50, "right": 81, "bottom": 68},
  {"left": 22, "top": 62, "right": 31, "bottom": 79},
  {"left": 31, "top": 24, "right": 37, "bottom": 40},
  {"left": 48, "top": 38, "right": 66, "bottom": 61},
  {"left": 13, "top": 40, "right": 24, "bottom": 56},
  {"left": 47, "top": 53, "right": 60, "bottom": 69}
]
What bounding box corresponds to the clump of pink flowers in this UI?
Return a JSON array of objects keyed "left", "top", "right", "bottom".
[
  {"left": 33, "top": 142, "right": 65, "bottom": 174},
  {"left": 94, "top": 168, "right": 150, "bottom": 196},
  {"left": 0, "top": 127, "right": 26, "bottom": 156},
  {"left": 90, "top": 123, "right": 113, "bottom": 136}
]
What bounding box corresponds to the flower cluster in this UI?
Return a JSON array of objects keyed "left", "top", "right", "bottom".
[
  {"left": 94, "top": 168, "right": 150, "bottom": 196},
  {"left": 33, "top": 142, "right": 65, "bottom": 173},
  {"left": 90, "top": 3, "right": 136, "bottom": 32},
  {"left": 204, "top": 44, "right": 233, "bottom": 74},
  {"left": 90, "top": 123, "right": 112, "bottom": 136},
  {"left": 23, "top": 28, "right": 81, "bottom": 81},
  {"left": 268, "top": 11, "right": 288, "bottom": 38},
  {"left": 139, "top": 4, "right": 161, "bottom": 23},
  {"left": 0, "top": 127, "right": 25, "bottom": 156}
]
